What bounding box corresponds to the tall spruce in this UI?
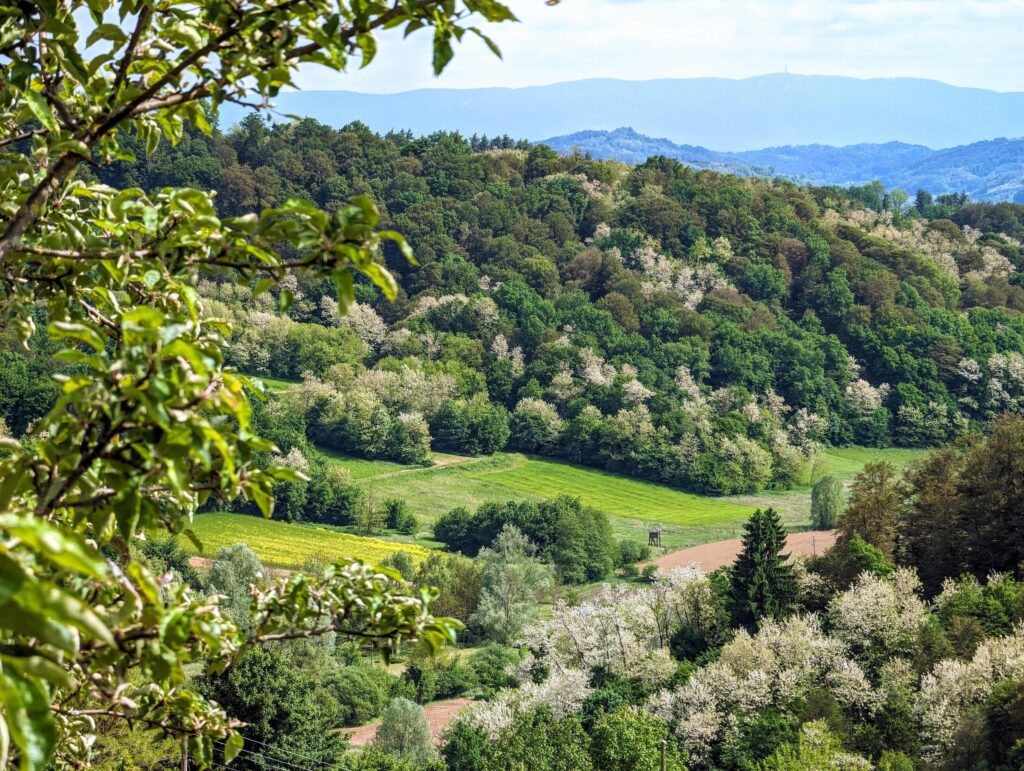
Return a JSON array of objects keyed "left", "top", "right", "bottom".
[{"left": 729, "top": 508, "right": 797, "bottom": 628}]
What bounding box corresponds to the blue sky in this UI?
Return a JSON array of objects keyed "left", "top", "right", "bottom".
[{"left": 296, "top": 0, "right": 1024, "bottom": 93}]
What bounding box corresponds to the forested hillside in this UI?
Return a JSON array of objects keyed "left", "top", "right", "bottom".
[
  {"left": 14, "top": 2, "right": 1024, "bottom": 770},
  {"left": 62, "top": 114, "right": 1024, "bottom": 498},
  {"left": 543, "top": 128, "right": 1024, "bottom": 202}
]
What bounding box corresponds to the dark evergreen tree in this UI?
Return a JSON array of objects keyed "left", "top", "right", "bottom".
[{"left": 729, "top": 508, "right": 797, "bottom": 628}]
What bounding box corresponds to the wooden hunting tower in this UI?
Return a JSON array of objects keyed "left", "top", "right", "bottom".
[{"left": 648, "top": 526, "right": 662, "bottom": 547}]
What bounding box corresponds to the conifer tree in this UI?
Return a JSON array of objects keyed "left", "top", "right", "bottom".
[{"left": 729, "top": 508, "right": 797, "bottom": 628}]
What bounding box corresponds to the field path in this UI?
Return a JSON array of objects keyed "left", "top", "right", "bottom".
[
  {"left": 342, "top": 697, "right": 474, "bottom": 747},
  {"left": 650, "top": 530, "right": 836, "bottom": 573}
]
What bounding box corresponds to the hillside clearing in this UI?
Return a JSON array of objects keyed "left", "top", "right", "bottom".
[
  {"left": 188, "top": 512, "right": 430, "bottom": 569},
  {"left": 327, "top": 446, "right": 927, "bottom": 550}
]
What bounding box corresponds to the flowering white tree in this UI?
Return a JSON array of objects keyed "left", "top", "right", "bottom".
[
  {"left": 845, "top": 379, "right": 890, "bottom": 416},
  {"left": 826, "top": 569, "right": 928, "bottom": 670},
  {"left": 917, "top": 625, "right": 1024, "bottom": 763},
  {"left": 648, "top": 614, "right": 876, "bottom": 763}
]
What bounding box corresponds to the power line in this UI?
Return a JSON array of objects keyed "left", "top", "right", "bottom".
[
  {"left": 213, "top": 740, "right": 313, "bottom": 771},
  {"left": 217, "top": 735, "right": 333, "bottom": 769},
  {"left": 208, "top": 754, "right": 292, "bottom": 771},
  {"left": 212, "top": 738, "right": 324, "bottom": 771}
]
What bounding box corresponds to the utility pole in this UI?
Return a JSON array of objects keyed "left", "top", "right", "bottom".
[
  {"left": 660, "top": 738, "right": 667, "bottom": 771},
  {"left": 182, "top": 736, "right": 189, "bottom": 771}
]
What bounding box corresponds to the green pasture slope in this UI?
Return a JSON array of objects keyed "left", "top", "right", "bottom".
[
  {"left": 184, "top": 446, "right": 927, "bottom": 569},
  {"left": 188, "top": 512, "right": 430, "bottom": 569},
  {"left": 328, "top": 447, "right": 927, "bottom": 550}
]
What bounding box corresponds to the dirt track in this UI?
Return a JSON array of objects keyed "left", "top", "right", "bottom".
[
  {"left": 649, "top": 530, "right": 836, "bottom": 573},
  {"left": 342, "top": 697, "right": 474, "bottom": 747}
]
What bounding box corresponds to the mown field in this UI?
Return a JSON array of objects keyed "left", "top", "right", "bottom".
[
  {"left": 188, "top": 512, "right": 430, "bottom": 569},
  {"left": 187, "top": 446, "right": 928, "bottom": 567},
  {"left": 328, "top": 447, "right": 929, "bottom": 551}
]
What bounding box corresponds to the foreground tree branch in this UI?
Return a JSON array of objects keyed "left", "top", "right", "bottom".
[{"left": 0, "top": 0, "right": 537, "bottom": 766}]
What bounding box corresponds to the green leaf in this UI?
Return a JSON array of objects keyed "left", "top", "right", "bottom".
[
  {"left": 48, "top": 321, "right": 106, "bottom": 353},
  {"left": 0, "top": 670, "right": 56, "bottom": 771},
  {"left": 249, "top": 483, "right": 274, "bottom": 519},
  {"left": 0, "top": 556, "right": 27, "bottom": 606},
  {"left": 278, "top": 289, "right": 293, "bottom": 312},
  {"left": 357, "top": 33, "right": 377, "bottom": 68},
  {"left": 22, "top": 92, "right": 58, "bottom": 133},
  {"left": 223, "top": 733, "right": 244, "bottom": 764},
  {"left": 0, "top": 654, "right": 72, "bottom": 691},
  {"left": 334, "top": 271, "right": 355, "bottom": 313},
  {"left": 0, "top": 516, "right": 108, "bottom": 579},
  {"left": 85, "top": 23, "right": 127, "bottom": 48},
  {"left": 12, "top": 582, "right": 114, "bottom": 647},
  {"left": 469, "top": 27, "right": 503, "bottom": 59},
  {"left": 432, "top": 29, "right": 454, "bottom": 75},
  {"left": 0, "top": 601, "right": 76, "bottom": 654}
]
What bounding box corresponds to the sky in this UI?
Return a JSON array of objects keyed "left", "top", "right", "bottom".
[{"left": 296, "top": 0, "right": 1024, "bottom": 94}]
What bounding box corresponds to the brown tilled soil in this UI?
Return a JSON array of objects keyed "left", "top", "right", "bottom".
[
  {"left": 342, "top": 697, "right": 475, "bottom": 747},
  {"left": 649, "top": 530, "right": 837, "bottom": 574}
]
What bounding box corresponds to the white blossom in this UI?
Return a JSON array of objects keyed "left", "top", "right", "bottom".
[
  {"left": 622, "top": 378, "right": 655, "bottom": 405},
  {"left": 845, "top": 378, "right": 890, "bottom": 415},
  {"left": 917, "top": 626, "right": 1024, "bottom": 763},
  {"left": 827, "top": 570, "right": 928, "bottom": 667},
  {"left": 578, "top": 347, "right": 616, "bottom": 386},
  {"left": 334, "top": 301, "right": 387, "bottom": 349},
  {"left": 271, "top": 446, "right": 309, "bottom": 475}
]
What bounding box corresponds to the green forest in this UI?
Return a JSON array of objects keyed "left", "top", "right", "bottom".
[
  {"left": 5, "top": 1, "right": 1024, "bottom": 770},
  {"left": 50, "top": 111, "right": 1024, "bottom": 503}
]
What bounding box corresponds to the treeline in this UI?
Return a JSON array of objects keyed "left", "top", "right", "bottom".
[{"left": 30, "top": 118, "right": 1019, "bottom": 496}]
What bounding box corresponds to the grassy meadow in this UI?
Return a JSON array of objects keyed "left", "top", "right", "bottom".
[
  {"left": 327, "top": 446, "right": 928, "bottom": 551},
  {"left": 189, "top": 512, "right": 430, "bottom": 569}
]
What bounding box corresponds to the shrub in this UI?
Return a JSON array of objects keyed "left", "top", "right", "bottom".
[
  {"left": 441, "top": 721, "right": 489, "bottom": 771},
  {"left": 380, "top": 551, "right": 416, "bottom": 580},
  {"left": 384, "top": 498, "right": 419, "bottom": 535},
  {"left": 468, "top": 645, "right": 522, "bottom": 696},
  {"left": 373, "top": 698, "right": 435, "bottom": 766},
  {"left": 434, "top": 659, "right": 477, "bottom": 699},
  {"left": 331, "top": 667, "right": 386, "bottom": 726},
  {"left": 617, "top": 539, "right": 652, "bottom": 566},
  {"left": 590, "top": 707, "right": 684, "bottom": 771}
]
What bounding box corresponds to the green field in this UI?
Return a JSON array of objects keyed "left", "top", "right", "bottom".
[
  {"left": 184, "top": 446, "right": 928, "bottom": 569},
  {"left": 328, "top": 446, "right": 928, "bottom": 550},
  {"left": 248, "top": 374, "right": 298, "bottom": 393},
  {"left": 810, "top": 446, "right": 926, "bottom": 481},
  {"left": 189, "top": 512, "right": 430, "bottom": 569}
]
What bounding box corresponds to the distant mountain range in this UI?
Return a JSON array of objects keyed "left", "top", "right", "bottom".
[
  {"left": 542, "top": 128, "right": 1024, "bottom": 202},
  {"left": 220, "top": 74, "right": 1024, "bottom": 151}
]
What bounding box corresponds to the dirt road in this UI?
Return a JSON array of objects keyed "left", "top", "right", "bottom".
[
  {"left": 649, "top": 530, "right": 836, "bottom": 573},
  {"left": 342, "top": 697, "right": 474, "bottom": 747}
]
